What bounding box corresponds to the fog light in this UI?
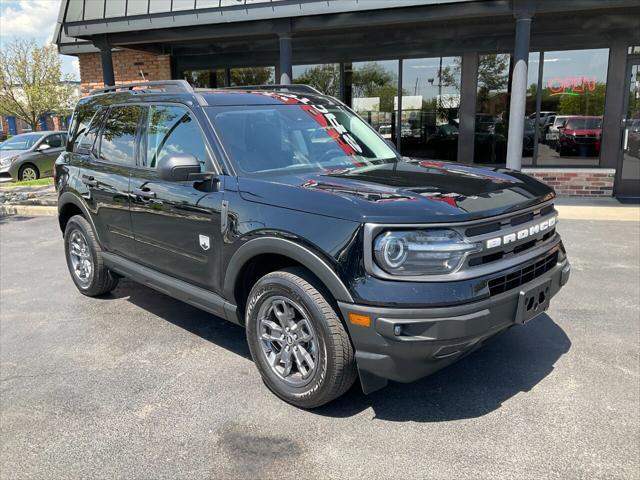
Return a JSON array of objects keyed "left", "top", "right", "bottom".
[{"left": 393, "top": 325, "right": 403, "bottom": 336}]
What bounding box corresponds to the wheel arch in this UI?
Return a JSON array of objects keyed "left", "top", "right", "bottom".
[
  {"left": 224, "top": 237, "right": 354, "bottom": 314},
  {"left": 18, "top": 162, "right": 40, "bottom": 179},
  {"left": 58, "top": 192, "right": 101, "bottom": 244}
]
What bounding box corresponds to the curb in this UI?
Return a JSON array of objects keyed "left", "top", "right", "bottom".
[{"left": 0, "top": 205, "right": 57, "bottom": 217}]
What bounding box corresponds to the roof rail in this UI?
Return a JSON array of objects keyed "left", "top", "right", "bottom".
[
  {"left": 223, "top": 84, "right": 324, "bottom": 95},
  {"left": 89, "top": 80, "right": 195, "bottom": 96}
]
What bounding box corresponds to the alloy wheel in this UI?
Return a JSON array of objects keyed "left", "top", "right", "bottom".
[
  {"left": 68, "top": 230, "right": 93, "bottom": 287},
  {"left": 257, "top": 296, "right": 319, "bottom": 387},
  {"left": 21, "top": 167, "right": 37, "bottom": 181}
]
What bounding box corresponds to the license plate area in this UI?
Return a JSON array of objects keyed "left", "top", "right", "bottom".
[{"left": 515, "top": 279, "right": 551, "bottom": 325}]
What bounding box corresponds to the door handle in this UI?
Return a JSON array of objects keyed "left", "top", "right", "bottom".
[
  {"left": 133, "top": 188, "right": 157, "bottom": 199},
  {"left": 81, "top": 175, "right": 98, "bottom": 187}
]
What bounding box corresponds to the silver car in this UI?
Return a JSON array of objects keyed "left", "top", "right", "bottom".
[{"left": 0, "top": 131, "right": 67, "bottom": 182}]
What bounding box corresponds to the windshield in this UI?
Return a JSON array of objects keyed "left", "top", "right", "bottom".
[
  {"left": 565, "top": 117, "right": 602, "bottom": 130},
  {"left": 0, "top": 133, "right": 44, "bottom": 151},
  {"left": 206, "top": 97, "right": 397, "bottom": 176}
]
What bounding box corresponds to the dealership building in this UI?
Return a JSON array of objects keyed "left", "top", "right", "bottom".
[{"left": 53, "top": 0, "right": 640, "bottom": 198}]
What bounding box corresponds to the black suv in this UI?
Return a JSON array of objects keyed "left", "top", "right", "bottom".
[{"left": 56, "top": 81, "right": 570, "bottom": 408}]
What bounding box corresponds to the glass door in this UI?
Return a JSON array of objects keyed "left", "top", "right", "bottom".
[{"left": 617, "top": 59, "right": 640, "bottom": 198}]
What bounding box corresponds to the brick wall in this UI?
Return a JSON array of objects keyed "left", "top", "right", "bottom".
[
  {"left": 78, "top": 50, "right": 171, "bottom": 95},
  {"left": 523, "top": 168, "right": 615, "bottom": 197}
]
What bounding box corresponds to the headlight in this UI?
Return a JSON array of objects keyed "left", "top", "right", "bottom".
[
  {"left": 373, "top": 229, "right": 480, "bottom": 276},
  {"left": 0, "top": 155, "right": 18, "bottom": 166}
]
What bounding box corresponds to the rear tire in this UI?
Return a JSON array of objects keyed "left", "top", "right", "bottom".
[
  {"left": 64, "top": 215, "right": 119, "bottom": 296},
  {"left": 245, "top": 267, "right": 357, "bottom": 408}
]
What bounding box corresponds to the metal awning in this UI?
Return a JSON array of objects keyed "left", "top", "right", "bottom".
[{"left": 54, "top": 0, "right": 640, "bottom": 57}]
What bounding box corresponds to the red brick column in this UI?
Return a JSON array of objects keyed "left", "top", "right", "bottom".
[{"left": 78, "top": 50, "right": 172, "bottom": 96}]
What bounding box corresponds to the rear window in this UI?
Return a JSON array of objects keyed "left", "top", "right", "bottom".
[{"left": 97, "top": 105, "right": 143, "bottom": 165}]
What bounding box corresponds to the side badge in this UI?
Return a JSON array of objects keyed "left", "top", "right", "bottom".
[{"left": 199, "top": 234, "right": 210, "bottom": 251}]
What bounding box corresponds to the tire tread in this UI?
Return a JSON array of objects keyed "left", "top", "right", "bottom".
[
  {"left": 65, "top": 215, "right": 119, "bottom": 296},
  {"left": 247, "top": 267, "right": 357, "bottom": 408}
]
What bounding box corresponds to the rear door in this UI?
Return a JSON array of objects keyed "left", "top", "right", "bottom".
[
  {"left": 81, "top": 105, "right": 142, "bottom": 258},
  {"left": 129, "top": 104, "right": 224, "bottom": 290}
]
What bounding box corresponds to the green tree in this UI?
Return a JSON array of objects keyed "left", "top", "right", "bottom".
[
  {"left": 294, "top": 64, "right": 340, "bottom": 97},
  {"left": 352, "top": 63, "right": 406, "bottom": 112},
  {"left": 476, "top": 54, "right": 510, "bottom": 113},
  {"left": 0, "top": 39, "right": 76, "bottom": 130},
  {"left": 231, "top": 67, "right": 274, "bottom": 86},
  {"left": 557, "top": 83, "right": 606, "bottom": 116}
]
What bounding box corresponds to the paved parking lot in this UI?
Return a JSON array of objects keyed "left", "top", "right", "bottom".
[{"left": 1, "top": 215, "right": 638, "bottom": 479}]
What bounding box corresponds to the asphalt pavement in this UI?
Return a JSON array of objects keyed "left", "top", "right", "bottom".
[{"left": 0, "top": 215, "right": 638, "bottom": 479}]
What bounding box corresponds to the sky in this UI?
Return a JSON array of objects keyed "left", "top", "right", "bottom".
[{"left": 0, "top": 0, "right": 80, "bottom": 80}]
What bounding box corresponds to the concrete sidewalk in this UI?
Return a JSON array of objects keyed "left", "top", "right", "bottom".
[{"left": 555, "top": 198, "right": 640, "bottom": 222}]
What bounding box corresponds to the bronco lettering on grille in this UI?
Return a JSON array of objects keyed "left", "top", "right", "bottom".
[{"left": 486, "top": 216, "right": 556, "bottom": 249}]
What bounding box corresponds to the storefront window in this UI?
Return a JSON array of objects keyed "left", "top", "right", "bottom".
[
  {"left": 474, "top": 53, "right": 511, "bottom": 164},
  {"left": 230, "top": 67, "right": 275, "bottom": 86},
  {"left": 534, "top": 49, "right": 609, "bottom": 166},
  {"left": 183, "top": 69, "right": 228, "bottom": 88},
  {"left": 348, "top": 60, "right": 399, "bottom": 143},
  {"left": 400, "top": 57, "right": 461, "bottom": 161},
  {"left": 293, "top": 64, "right": 340, "bottom": 97},
  {"left": 183, "top": 66, "right": 275, "bottom": 88}
]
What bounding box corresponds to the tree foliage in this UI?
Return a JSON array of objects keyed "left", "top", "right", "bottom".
[
  {"left": 556, "top": 83, "right": 606, "bottom": 116},
  {"left": 351, "top": 63, "right": 407, "bottom": 112},
  {"left": 231, "top": 67, "right": 274, "bottom": 86},
  {"left": 0, "top": 39, "right": 76, "bottom": 130},
  {"left": 294, "top": 64, "right": 340, "bottom": 97}
]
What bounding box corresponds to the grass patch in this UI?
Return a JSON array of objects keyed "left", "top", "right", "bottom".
[{"left": 0, "top": 177, "right": 53, "bottom": 189}]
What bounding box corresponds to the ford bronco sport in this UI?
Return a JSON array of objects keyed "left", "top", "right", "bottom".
[{"left": 56, "top": 81, "right": 570, "bottom": 408}]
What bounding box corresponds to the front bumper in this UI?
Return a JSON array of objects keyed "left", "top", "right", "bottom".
[
  {"left": 0, "top": 163, "right": 16, "bottom": 180},
  {"left": 338, "top": 258, "right": 571, "bottom": 394}
]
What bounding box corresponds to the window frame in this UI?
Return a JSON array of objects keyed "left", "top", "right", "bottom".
[{"left": 135, "top": 102, "right": 220, "bottom": 175}]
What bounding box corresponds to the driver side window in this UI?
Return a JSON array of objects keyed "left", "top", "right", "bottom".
[
  {"left": 144, "top": 105, "right": 211, "bottom": 170},
  {"left": 44, "top": 134, "right": 62, "bottom": 148}
]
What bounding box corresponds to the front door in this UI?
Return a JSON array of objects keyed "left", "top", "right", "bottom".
[
  {"left": 129, "top": 104, "right": 224, "bottom": 291},
  {"left": 36, "top": 133, "right": 66, "bottom": 177},
  {"left": 616, "top": 58, "right": 640, "bottom": 198}
]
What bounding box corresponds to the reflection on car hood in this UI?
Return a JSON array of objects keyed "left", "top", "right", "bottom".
[
  {"left": 565, "top": 129, "right": 602, "bottom": 135},
  {"left": 0, "top": 150, "right": 23, "bottom": 160},
  {"left": 238, "top": 159, "right": 555, "bottom": 223}
]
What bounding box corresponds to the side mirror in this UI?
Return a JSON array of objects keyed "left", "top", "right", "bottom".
[
  {"left": 37, "top": 143, "right": 51, "bottom": 151},
  {"left": 158, "top": 153, "right": 202, "bottom": 182}
]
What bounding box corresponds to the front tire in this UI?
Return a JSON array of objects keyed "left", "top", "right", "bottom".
[
  {"left": 18, "top": 164, "right": 39, "bottom": 181},
  {"left": 245, "top": 267, "right": 357, "bottom": 408},
  {"left": 64, "top": 215, "right": 119, "bottom": 296}
]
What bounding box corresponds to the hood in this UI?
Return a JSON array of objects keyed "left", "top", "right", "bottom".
[
  {"left": 565, "top": 129, "right": 601, "bottom": 136},
  {"left": 238, "top": 159, "right": 555, "bottom": 224},
  {"left": 0, "top": 150, "right": 23, "bottom": 160}
]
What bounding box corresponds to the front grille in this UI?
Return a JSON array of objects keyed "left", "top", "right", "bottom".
[
  {"left": 488, "top": 250, "right": 559, "bottom": 296},
  {"left": 465, "top": 203, "right": 558, "bottom": 268}
]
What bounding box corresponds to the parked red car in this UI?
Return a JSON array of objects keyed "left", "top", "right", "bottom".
[{"left": 556, "top": 116, "right": 602, "bottom": 156}]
